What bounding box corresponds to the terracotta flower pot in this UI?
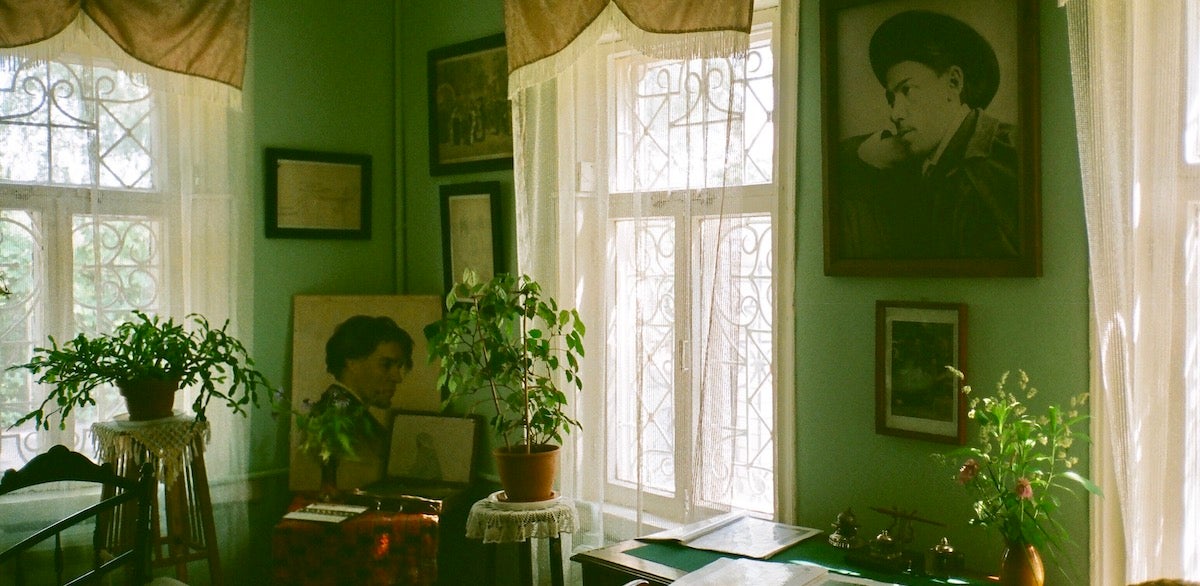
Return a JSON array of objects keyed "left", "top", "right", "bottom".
[
  {"left": 116, "top": 378, "right": 181, "bottom": 421},
  {"left": 1000, "top": 540, "right": 1045, "bottom": 586},
  {"left": 493, "top": 444, "right": 560, "bottom": 502}
]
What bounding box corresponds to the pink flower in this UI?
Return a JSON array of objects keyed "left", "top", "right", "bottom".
[
  {"left": 957, "top": 459, "right": 979, "bottom": 484},
  {"left": 1015, "top": 478, "right": 1033, "bottom": 500}
]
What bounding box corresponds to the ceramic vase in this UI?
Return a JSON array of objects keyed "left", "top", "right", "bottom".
[{"left": 1000, "top": 540, "right": 1045, "bottom": 586}]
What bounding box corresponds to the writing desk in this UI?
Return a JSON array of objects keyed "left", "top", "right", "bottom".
[{"left": 572, "top": 535, "right": 996, "bottom": 585}]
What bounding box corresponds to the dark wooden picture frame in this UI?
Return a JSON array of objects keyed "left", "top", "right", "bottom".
[
  {"left": 821, "top": 0, "right": 1041, "bottom": 277},
  {"left": 427, "top": 33, "right": 513, "bottom": 176},
  {"left": 875, "top": 300, "right": 967, "bottom": 444},
  {"left": 440, "top": 181, "right": 503, "bottom": 292},
  {"left": 265, "top": 148, "right": 372, "bottom": 240}
]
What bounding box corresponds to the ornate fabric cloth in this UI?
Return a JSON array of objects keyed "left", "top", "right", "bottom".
[
  {"left": 272, "top": 496, "right": 439, "bottom": 586},
  {"left": 465, "top": 497, "right": 577, "bottom": 544},
  {"left": 91, "top": 413, "right": 210, "bottom": 485}
]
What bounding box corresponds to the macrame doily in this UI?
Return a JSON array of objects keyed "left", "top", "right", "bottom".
[
  {"left": 465, "top": 497, "right": 577, "bottom": 544},
  {"left": 92, "top": 412, "right": 210, "bottom": 485}
]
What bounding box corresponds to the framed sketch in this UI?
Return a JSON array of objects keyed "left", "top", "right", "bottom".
[
  {"left": 288, "top": 295, "right": 444, "bottom": 491},
  {"left": 385, "top": 413, "right": 479, "bottom": 484},
  {"left": 427, "top": 33, "right": 513, "bottom": 175},
  {"left": 440, "top": 181, "right": 503, "bottom": 292},
  {"left": 875, "top": 300, "right": 967, "bottom": 444},
  {"left": 821, "top": 0, "right": 1041, "bottom": 277},
  {"left": 265, "top": 148, "right": 372, "bottom": 239}
]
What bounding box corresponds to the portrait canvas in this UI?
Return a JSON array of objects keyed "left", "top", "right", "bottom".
[
  {"left": 288, "top": 294, "right": 443, "bottom": 491},
  {"left": 875, "top": 300, "right": 967, "bottom": 444},
  {"left": 821, "top": 0, "right": 1041, "bottom": 277}
]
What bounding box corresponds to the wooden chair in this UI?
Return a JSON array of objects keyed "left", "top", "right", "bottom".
[{"left": 0, "top": 444, "right": 155, "bottom": 585}]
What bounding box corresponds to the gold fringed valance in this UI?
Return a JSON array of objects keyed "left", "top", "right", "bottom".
[
  {"left": 504, "top": 0, "right": 753, "bottom": 94},
  {"left": 0, "top": 0, "right": 249, "bottom": 89}
]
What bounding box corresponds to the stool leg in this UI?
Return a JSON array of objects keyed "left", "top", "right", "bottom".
[
  {"left": 519, "top": 540, "right": 533, "bottom": 586},
  {"left": 484, "top": 543, "right": 497, "bottom": 586},
  {"left": 549, "top": 536, "right": 564, "bottom": 586}
]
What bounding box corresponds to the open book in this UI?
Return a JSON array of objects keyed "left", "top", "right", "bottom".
[{"left": 638, "top": 512, "right": 822, "bottom": 559}]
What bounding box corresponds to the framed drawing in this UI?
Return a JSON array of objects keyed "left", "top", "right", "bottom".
[
  {"left": 385, "top": 413, "right": 479, "bottom": 484},
  {"left": 288, "top": 295, "right": 444, "bottom": 491},
  {"left": 439, "top": 181, "right": 503, "bottom": 292},
  {"left": 875, "top": 300, "right": 967, "bottom": 444},
  {"left": 265, "top": 148, "right": 372, "bottom": 239},
  {"left": 821, "top": 0, "right": 1041, "bottom": 277},
  {"left": 427, "top": 33, "right": 513, "bottom": 175}
]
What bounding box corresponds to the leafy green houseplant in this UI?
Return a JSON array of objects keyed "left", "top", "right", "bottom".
[
  {"left": 424, "top": 270, "right": 585, "bottom": 501},
  {"left": 9, "top": 310, "right": 275, "bottom": 429},
  {"left": 940, "top": 367, "right": 1101, "bottom": 584}
]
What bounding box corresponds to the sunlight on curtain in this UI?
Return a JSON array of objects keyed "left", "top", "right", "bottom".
[
  {"left": 508, "top": 6, "right": 798, "bottom": 585},
  {"left": 0, "top": 15, "right": 250, "bottom": 580},
  {"left": 1064, "top": 0, "right": 1200, "bottom": 582}
]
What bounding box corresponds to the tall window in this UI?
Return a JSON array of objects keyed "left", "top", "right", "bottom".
[
  {"left": 0, "top": 36, "right": 242, "bottom": 479},
  {"left": 560, "top": 13, "right": 786, "bottom": 530}
]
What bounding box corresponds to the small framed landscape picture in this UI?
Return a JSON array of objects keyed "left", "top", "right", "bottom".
[
  {"left": 875, "top": 300, "right": 967, "bottom": 444},
  {"left": 427, "top": 33, "right": 513, "bottom": 176}
]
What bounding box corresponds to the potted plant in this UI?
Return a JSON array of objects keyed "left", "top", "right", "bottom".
[
  {"left": 9, "top": 310, "right": 275, "bottom": 429},
  {"left": 424, "top": 270, "right": 585, "bottom": 502}
]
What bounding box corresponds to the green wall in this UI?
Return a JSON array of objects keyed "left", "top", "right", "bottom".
[
  {"left": 244, "top": 0, "right": 1091, "bottom": 581},
  {"left": 792, "top": 2, "right": 1090, "bottom": 580},
  {"left": 249, "top": 0, "right": 399, "bottom": 471}
]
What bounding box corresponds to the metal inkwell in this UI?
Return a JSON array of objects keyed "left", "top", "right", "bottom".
[
  {"left": 924, "top": 537, "right": 965, "bottom": 578},
  {"left": 827, "top": 508, "right": 865, "bottom": 549}
]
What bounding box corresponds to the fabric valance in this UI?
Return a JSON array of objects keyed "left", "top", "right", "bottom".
[
  {"left": 504, "top": 0, "right": 753, "bottom": 94},
  {"left": 0, "top": 0, "right": 249, "bottom": 89}
]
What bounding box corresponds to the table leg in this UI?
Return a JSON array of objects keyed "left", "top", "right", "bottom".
[
  {"left": 549, "top": 536, "right": 564, "bottom": 586},
  {"left": 519, "top": 540, "right": 533, "bottom": 586}
]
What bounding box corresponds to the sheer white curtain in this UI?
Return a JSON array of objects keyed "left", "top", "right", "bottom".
[
  {"left": 1064, "top": 1, "right": 1200, "bottom": 583},
  {"left": 507, "top": 3, "right": 796, "bottom": 569},
  {"left": 0, "top": 14, "right": 250, "bottom": 577}
]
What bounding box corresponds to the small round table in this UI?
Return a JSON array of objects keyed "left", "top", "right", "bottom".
[{"left": 465, "top": 493, "right": 577, "bottom": 586}]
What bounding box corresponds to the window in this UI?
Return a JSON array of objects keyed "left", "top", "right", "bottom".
[
  {"left": 0, "top": 55, "right": 176, "bottom": 473},
  {"left": 567, "top": 14, "right": 784, "bottom": 527}
]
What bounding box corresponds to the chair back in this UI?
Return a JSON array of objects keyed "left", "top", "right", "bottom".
[{"left": 0, "top": 444, "right": 155, "bottom": 585}]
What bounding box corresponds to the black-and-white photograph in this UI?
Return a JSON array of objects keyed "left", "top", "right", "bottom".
[{"left": 822, "top": 0, "right": 1040, "bottom": 277}]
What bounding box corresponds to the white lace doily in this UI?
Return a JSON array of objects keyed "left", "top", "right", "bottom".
[
  {"left": 465, "top": 497, "right": 578, "bottom": 544},
  {"left": 92, "top": 412, "right": 210, "bottom": 485}
]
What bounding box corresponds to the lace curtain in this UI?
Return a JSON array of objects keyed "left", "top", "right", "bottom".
[
  {"left": 0, "top": 10, "right": 250, "bottom": 579},
  {"left": 505, "top": 2, "right": 795, "bottom": 567},
  {"left": 1064, "top": 0, "right": 1200, "bottom": 582}
]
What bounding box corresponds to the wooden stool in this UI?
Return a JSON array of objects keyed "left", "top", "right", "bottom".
[
  {"left": 93, "top": 413, "right": 221, "bottom": 585},
  {"left": 465, "top": 492, "right": 577, "bottom": 586}
]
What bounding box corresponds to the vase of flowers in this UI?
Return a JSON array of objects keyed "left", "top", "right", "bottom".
[{"left": 942, "top": 367, "right": 1101, "bottom": 585}]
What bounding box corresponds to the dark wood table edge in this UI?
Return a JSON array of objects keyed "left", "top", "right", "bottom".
[{"left": 571, "top": 539, "right": 686, "bottom": 585}]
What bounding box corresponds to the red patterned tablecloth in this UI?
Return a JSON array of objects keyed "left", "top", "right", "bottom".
[{"left": 271, "top": 496, "right": 439, "bottom": 586}]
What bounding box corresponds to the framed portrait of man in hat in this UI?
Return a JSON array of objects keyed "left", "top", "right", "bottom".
[{"left": 820, "top": 0, "right": 1041, "bottom": 277}]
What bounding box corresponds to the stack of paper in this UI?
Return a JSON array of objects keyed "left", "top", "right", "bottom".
[
  {"left": 282, "top": 503, "right": 369, "bottom": 523},
  {"left": 672, "top": 558, "right": 828, "bottom": 586}
]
